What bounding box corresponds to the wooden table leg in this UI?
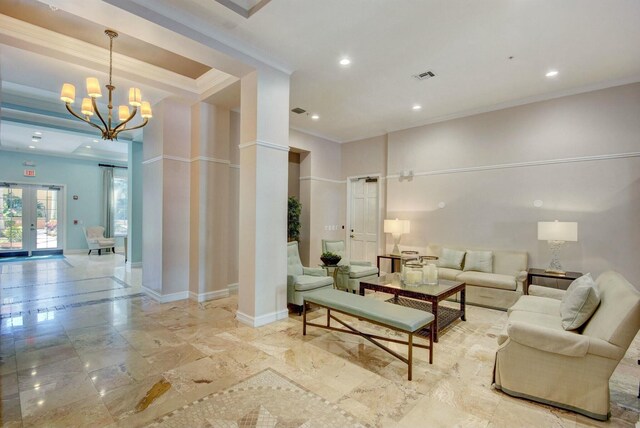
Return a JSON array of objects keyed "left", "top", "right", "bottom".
[
  {"left": 461, "top": 288, "right": 466, "bottom": 322},
  {"left": 432, "top": 300, "right": 439, "bottom": 343},
  {"left": 407, "top": 332, "right": 413, "bottom": 381}
]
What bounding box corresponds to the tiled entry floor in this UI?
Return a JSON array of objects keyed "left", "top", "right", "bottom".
[{"left": 1, "top": 255, "right": 638, "bottom": 427}]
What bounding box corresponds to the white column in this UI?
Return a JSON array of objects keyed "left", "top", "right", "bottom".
[
  {"left": 189, "top": 102, "right": 231, "bottom": 302},
  {"left": 237, "top": 67, "right": 290, "bottom": 327}
]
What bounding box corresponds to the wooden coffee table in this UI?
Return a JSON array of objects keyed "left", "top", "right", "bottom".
[{"left": 359, "top": 274, "right": 466, "bottom": 342}]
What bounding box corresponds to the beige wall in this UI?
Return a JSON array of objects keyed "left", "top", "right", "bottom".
[
  {"left": 289, "top": 129, "right": 344, "bottom": 266},
  {"left": 288, "top": 151, "right": 300, "bottom": 199},
  {"left": 342, "top": 83, "right": 640, "bottom": 283}
]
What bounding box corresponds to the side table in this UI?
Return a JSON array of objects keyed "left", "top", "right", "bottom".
[
  {"left": 525, "top": 268, "right": 583, "bottom": 295},
  {"left": 319, "top": 264, "right": 341, "bottom": 289}
]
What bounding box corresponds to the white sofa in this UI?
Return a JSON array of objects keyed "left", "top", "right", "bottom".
[
  {"left": 424, "top": 244, "right": 528, "bottom": 310},
  {"left": 494, "top": 271, "right": 640, "bottom": 420}
]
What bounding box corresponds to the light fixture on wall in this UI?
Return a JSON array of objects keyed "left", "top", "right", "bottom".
[
  {"left": 60, "top": 30, "right": 152, "bottom": 141},
  {"left": 384, "top": 218, "right": 410, "bottom": 256},
  {"left": 538, "top": 220, "right": 578, "bottom": 274}
]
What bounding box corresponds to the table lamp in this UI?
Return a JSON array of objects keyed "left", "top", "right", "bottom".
[
  {"left": 538, "top": 220, "right": 578, "bottom": 274},
  {"left": 384, "top": 218, "right": 410, "bottom": 256}
]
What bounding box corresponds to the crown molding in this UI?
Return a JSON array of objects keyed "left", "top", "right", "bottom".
[{"left": 0, "top": 14, "right": 199, "bottom": 94}]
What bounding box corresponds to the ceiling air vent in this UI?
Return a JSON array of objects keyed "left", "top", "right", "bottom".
[
  {"left": 413, "top": 70, "right": 436, "bottom": 81},
  {"left": 291, "top": 107, "right": 306, "bottom": 114}
]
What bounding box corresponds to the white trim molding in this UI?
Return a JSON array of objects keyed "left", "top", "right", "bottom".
[
  {"left": 299, "top": 176, "right": 347, "bottom": 184},
  {"left": 229, "top": 164, "right": 240, "bottom": 169},
  {"left": 191, "top": 156, "right": 231, "bottom": 165},
  {"left": 189, "top": 289, "right": 229, "bottom": 303},
  {"left": 142, "top": 155, "right": 191, "bottom": 165},
  {"left": 142, "top": 286, "right": 189, "bottom": 303},
  {"left": 387, "top": 151, "right": 640, "bottom": 180},
  {"left": 238, "top": 139, "right": 290, "bottom": 152},
  {"left": 235, "top": 308, "right": 288, "bottom": 327},
  {"left": 227, "top": 282, "right": 239, "bottom": 292}
]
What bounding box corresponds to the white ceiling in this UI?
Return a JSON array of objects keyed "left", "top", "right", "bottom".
[{"left": 2, "top": 0, "right": 640, "bottom": 146}]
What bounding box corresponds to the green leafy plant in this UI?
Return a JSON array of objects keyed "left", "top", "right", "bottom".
[
  {"left": 4, "top": 226, "right": 22, "bottom": 242},
  {"left": 320, "top": 251, "right": 342, "bottom": 265},
  {"left": 288, "top": 196, "right": 301, "bottom": 241}
]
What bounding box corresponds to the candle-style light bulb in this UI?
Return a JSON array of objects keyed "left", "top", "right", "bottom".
[
  {"left": 140, "top": 101, "right": 153, "bottom": 118},
  {"left": 128, "top": 88, "right": 141, "bottom": 107}
]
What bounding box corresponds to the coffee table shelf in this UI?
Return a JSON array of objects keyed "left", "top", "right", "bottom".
[{"left": 385, "top": 296, "right": 463, "bottom": 338}]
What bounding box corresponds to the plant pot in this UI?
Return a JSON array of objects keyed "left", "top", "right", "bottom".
[{"left": 320, "top": 256, "right": 341, "bottom": 266}]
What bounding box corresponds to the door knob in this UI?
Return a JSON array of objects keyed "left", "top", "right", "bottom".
[{"left": 350, "top": 234, "right": 355, "bottom": 238}]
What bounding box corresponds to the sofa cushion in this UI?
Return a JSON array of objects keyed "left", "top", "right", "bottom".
[
  {"left": 508, "top": 295, "right": 561, "bottom": 316},
  {"left": 349, "top": 264, "right": 378, "bottom": 279},
  {"left": 463, "top": 250, "right": 493, "bottom": 273},
  {"left": 439, "top": 248, "right": 465, "bottom": 270},
  {"left": 561, "top": 274, "right": 600, "bottom": 330},
  {"left": 294, "top": 275, "right": 334, "bottom": 291},
  {"left": 438, "top": 267, "right": 461, "bottom": 281},
  {"left": 498, "top": 309, "right": 564, "bottom": 345},
  {"left": 456, "top": 271, "right": 516, "bottom": 291}
]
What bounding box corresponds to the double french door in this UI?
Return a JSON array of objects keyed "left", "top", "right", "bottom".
[{"left": 0, "top": 184, "right": 64, "bottom": 256}]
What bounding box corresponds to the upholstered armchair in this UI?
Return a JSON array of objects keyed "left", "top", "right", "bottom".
[
  {"left": 287, "top": 241, "right": 334, "bottom": 313},
  {"left": 83, "top": 226, "right": 116, "bottom": 255},
  {"left": 321, "top": 240, "right": 378, "bottom": 293}
]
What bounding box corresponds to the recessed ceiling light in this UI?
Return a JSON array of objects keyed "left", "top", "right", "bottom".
[
  {"left": 339, "top": 58, "right": 351, "bottom": 66},
  {"left": 311, "top": 114, "right": 320, "bottom": 120},
  {"left": 28, "top": 145, "right": 35, "bottom": 149},
  {"left": 545, "top": 70, "right": 559, "bottom": 77},
  {"left": 412, "top": 104, "right": 422, "bottom": 111},
  {"left": 34, "top": 131, "right": 42, "bottom": 136},
  {"left": 85, "top": 145, "right": 92, "bottom": 149}
]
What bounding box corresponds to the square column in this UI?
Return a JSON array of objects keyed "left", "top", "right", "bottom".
[{"left": 237, "top": 67, "right": 290, "bottom": 326}]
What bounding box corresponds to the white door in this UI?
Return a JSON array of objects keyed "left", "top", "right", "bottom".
[
  {"left": 348, "top": 177, "right": 378, "bottom": 263},
  {"left": 0, "top": 184, "right": 63, "bottom": 255}
]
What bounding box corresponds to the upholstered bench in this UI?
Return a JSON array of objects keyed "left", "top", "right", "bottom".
[{"left": 303, "top": 288, "right": 434, "bottom": 380}]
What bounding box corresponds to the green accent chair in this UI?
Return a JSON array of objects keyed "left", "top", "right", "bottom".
[
  {"left": 287, "top": 241, "right": 334, "bottom": 313},
  {"left": 321, "top": 239, "right": 378, "bottom": 293}
]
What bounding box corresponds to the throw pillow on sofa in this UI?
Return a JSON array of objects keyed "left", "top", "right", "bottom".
[
  {"left": 560, "top": 273, "right": 601, "bottom": 330},
  {"left": 439, "top": 248, "right": 465, "bottom": 270},
  {"left": 463, "top": 250, "right": 493, "bottom": 273}
]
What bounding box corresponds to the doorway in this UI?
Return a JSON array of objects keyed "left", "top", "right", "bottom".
[
  {"left": 0, "top": 183, "right": 64, "bottom": 257},
  {"left": 347, "top": 176, "right": 379, "bottom": 264}
]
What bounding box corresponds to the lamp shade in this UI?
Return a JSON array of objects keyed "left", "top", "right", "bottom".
[
  {"left": 60, "top": 83, "right": 75, "bottom": 103},
  {"left": 384, "top": 218, "right": 410, "bottom": 235},
  {"left": 538, "top": 221, "right": 578, "bottom": 242},
  {"left": 128, "top": 88, "right": 142, "bottom": 107},
  {"left": 140, "top": 101, "right": 153, "bottom": 118},
  {"left": 118, "top": 105, "right": 130, "bottom": 121},
  {"left": 80, "top": 98, "right": 94, "bottom": 116},
  {"left": 86, "top": 78, "right": 102, "bottom": 98}
]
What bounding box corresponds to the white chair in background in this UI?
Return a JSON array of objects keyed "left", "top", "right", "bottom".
[{"left": 83, "top": 226, "right": 116, "bottom": 255}]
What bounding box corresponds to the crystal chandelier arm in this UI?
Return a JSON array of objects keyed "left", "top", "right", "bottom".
[
  {"left": 65, "top": 103, "right": 104, "bottom": 132},
  {"left": 114, "top": 118, "right": 148, "bottom": 138},
  {"left": 113, "top": 107, "right": 138, "bottom": 132},
  {"left": 91, "top": 97, "right": 109, "bottom": 133}
]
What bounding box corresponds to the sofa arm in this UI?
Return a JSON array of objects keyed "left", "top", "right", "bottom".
[
  {"left": 350, "top": 260, "right": 372, "bottom": 266},
  {"left": 507, "top": 321, "right": 589, "bottom": 357},
  {"left": 303, "top": 267, "right": 327, "bottom": 277},
  {"left": 516, "top": 270, "right": 528, "bottom": 283},
  {"left": 528, "top": 285, "right": 566, "bottom": 300},
  {"left": 287, "top": 275, "right": 296, "bottom": 287},
  {"left": 587, "top": 337, "right": 625, "bottom": 360}
]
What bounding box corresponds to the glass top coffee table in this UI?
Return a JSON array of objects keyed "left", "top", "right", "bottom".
[{"left": 359, "top": 274, "right": 466, "bottom": 342}]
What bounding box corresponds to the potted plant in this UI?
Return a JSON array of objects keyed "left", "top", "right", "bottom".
[
  {"left": 288, "top": 196, "right": 302, "bottom": 241},
  {"left": 320, "top": 251, "right": 341, "bottom": 266}
]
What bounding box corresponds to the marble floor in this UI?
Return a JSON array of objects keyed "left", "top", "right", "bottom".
[{"left": 1, "top": 254, "right": 638, "bottom": 427}]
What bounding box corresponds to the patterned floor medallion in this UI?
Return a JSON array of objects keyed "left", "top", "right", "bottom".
[{"left": 147, "top": 369, "right": 367, "bottom": 428}]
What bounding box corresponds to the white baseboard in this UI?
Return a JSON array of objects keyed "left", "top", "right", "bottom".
[
  {"left": 63, "top": 249, "right": 86, "bottom": 255},
  {"left": 227, "top": 282, "right": 238, "bottom": 292},
  {"left": 189, "top": 289, "right": 229, "bottom": 303},
  {"left": 236, "top": 308, "right": 288, "bottom": 327},
  {"left": 142, "top": 286, "right": 189, "bottom": 303}
]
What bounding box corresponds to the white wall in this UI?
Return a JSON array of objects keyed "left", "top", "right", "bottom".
[{"left": 346, "top": 83, "right": 640, "bottom": 284}]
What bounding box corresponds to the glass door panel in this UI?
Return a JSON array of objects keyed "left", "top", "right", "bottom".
[
  {"left": 0, "top": 187, "right": 24, "bottom": 251},
  {"left": 36, "top": 189, "right": 59, "bottom": 249}
]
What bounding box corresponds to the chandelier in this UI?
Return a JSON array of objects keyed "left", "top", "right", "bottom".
[{"left": 60, "top": 30, "right": 152, "bottom": 141}]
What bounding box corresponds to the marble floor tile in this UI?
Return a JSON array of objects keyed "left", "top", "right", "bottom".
[
  {"left": 19, "top": 372, "right": 98, "bottom": 419},
  {"left": 15, "top": 343, "right": 78, "bottom": 372},
  {"left": 16, "top": 356, "right": 86, "bottom": 393},
  {"left": 21, "top": 395, "right": 114, "bottom": 428},
  {"left": 0, "top": 395, "right": 23, "bottom": 428}
]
